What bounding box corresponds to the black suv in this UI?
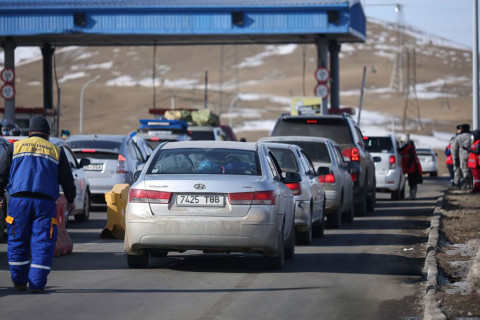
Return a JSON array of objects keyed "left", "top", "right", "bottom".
[{"left": 271, "top": 113, "right": 376, "bottom": 216}]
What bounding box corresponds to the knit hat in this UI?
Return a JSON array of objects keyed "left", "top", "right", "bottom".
[{"left": 29, "top": 116, "right": 51, "bottom": 134}]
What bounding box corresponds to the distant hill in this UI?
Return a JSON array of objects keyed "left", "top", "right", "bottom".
[{"left": 2, "top": 19, "right": 473, "bottom": 141}]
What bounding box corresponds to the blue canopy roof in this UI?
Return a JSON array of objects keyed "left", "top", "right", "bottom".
[{"left": 0, "top": 0, "right": 365, "bottom": 46}]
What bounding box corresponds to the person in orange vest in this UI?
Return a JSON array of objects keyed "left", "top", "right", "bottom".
[
  {"left": 445, "top": 137, "right": 455, "bottom": 185},
  {"left": 399, "top": 134, "right": 423, "bottom": 200},
  {"left": 467, "top": 129, "right": 480, "bottom": 193}
]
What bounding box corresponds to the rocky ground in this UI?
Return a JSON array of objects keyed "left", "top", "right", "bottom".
[{"left": 436, "top": 188, "right": 480, "bottom": 319}]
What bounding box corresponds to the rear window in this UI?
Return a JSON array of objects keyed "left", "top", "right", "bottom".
[
  {"left": 269, "top": 148, "right": 299, "bottom": 173},
  {"left": 73, "top": 151, "right": 118, "bottom": 160},
  {"left": 68, "top": 140, "right": 122, "bottom": 152},
  {"left": 272, "top": 118, "right": 353, "bottom": 145},
  {"left": 189, "top": 131, "right": 215, "bottom": 140},
  {"left": 364, "top": 137, "right": 394, "bottom": 153},
  {"left": 276, "top": 141, "right": 330, "bottom": 163},
  {"left": 147, "top": 148, "right": 261, "bottom": 175}
]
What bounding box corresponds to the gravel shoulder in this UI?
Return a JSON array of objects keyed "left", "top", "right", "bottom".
[{"left": 436, "top": 189, "right": 480, "bottom": 319}]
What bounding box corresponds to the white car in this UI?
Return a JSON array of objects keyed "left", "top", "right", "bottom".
[
  {"left": 364, "top": 134, "right": 406, "bottom": 200},
  {"left": 416, "top": 148, "right": 438, "bottom": 177},
  {"left": 260, "top": 136, "right": 354, "bottom": 228},
  {"left": 124, "top": 141, "right": 296, "bottom": 270},
  {"left": 261, "top": 141, "right": 326, "bottom": 244}
]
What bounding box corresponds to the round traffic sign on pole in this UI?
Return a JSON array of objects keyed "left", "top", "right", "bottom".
[
  {"left": 1, "top": 83, "right": 15, "bottom": 100},
  {"left": 314, "top": 83, "right": 329, "bottom": 99},
  {"left": 314, "top": 67, "right": 330, "bottom": 83},
  {"left": 1, "top": 67, "right": 15, "bottom": 83}
]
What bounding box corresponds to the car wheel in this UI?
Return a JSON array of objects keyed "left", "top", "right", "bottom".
[
  {"left": 313, "top": 201, "right": 326, "bottom": 237},
  {"left": 297, "top": 204, "right": 313, "bottom": 245},
  {"left": 367, "top": 188, "right": 376, "bottom": 212},
  {"left": 342, "top": 202, "right": 354, "bottom": 223},
  {"left": 265, "top": 221, "right": 284, "bottom": 270},
  {"left": 355, "top": 190, "right": 367, "bottom": 217},
  {"left": 127, "top": 252, "right": 149, "bottom": 268},
  {"left": 391, "top": 187, "right": 401, "bottom": 200},
  {"left": 430, "top": 171, "right": 438, "bottom": 177},
  {"left": 284, "top": 220, "right": 295, "bottom": 260},
  {"left": 0, "top": 203, "right": 5, "bottom": 243},
  {"left": 75, "top": 191, "right": 91, "bottom": 222},
  {"left": 150, "top": 251, "right": 168, "bottom": 258},
  {"left": 327, "top": 193, "right": 342, "bottom": 228}
]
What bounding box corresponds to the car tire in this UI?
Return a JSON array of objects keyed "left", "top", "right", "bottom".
[
  {"left": 355, "top": 190, "right": 367, "bottom": 217},
  {"left": 127, "top": 252, "right": 149, "bottom": 268},
  {"left": 312, "top": 201, "right": 326, "bottom": 237},
  {"left": 0, "top": 202, "right": 5, "bottom": 243},
  {"left": 391, "top": 187, "right": 401, "bottom": 200},
  {"left": 430, "top": 171, "right": 438, "bottom": 177},
  {"left": 74, "top": 191, "right": 91, "bottom": 222},
  {"left": 284, "top": 220, "right": 295, "bottom": 260},
  {"left": 367, "top": 183, "right": 376, "bottom": 212},
  {"left": 297, "top": 208, "right": 313, "bottom": 245},
  {"left": 342, "top": 202, "right": 354, "bottom": 223},
  {"left": 265, "top": 221, "right": 285, "bottom": 270},
  {"left": 150, "top": 251, "right": 168, "bottom": 258}
]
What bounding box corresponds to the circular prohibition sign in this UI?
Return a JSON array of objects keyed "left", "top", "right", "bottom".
[
  {"left": 314, "top": 67, "right": 330, "bottom": 83},
  {"left": 0, "top": 67, "right": 15, "bottom": 83},
  {"left": 1, "top": 83, "right": 15, "bottom": 100},
  {"left": 314, "top": 83, "right": 329, "bottom": 99}
]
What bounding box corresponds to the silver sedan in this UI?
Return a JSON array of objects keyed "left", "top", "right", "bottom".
[{"left": 124, "top": 141, "right": 296, "bottom": 269}]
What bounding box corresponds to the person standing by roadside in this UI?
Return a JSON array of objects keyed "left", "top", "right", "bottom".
[
  {"left": 445, "top": 137, "right": 455, "bottom": 185},
  {"left": 452, "top": 123, "right": 472, "bottom": 190},
  {"left": 0, "top": 116, "right": 76, "bottom": 293},
  {"left": 467, "top": 129, "right": 480, "bottom": 193},
  {"left": 400, "top": 135, "right": 423, "bottom": 200}
]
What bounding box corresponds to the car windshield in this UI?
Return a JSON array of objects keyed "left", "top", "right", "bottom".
[
  {"left": 364, "top": 137, "right": 394, "bottom": 153},
  {"left": 147, "top": 148, "right": 261, "bottom": 175},
  {"left": 273, "top": 118, "right": 352, "bottom": 145}
]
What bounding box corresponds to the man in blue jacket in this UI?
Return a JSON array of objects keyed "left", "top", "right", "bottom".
[{"left": 0, "top": 116, "right": 76, "bottom": 293}]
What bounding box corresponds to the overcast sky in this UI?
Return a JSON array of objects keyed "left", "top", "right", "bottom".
[{"left": 363, "top": 0, "right": 474, "bottom": 48}]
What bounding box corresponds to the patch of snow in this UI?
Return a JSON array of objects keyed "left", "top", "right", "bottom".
[
  {"left": 71, "top": 61, "right": 113, "bottom": 71},
  {"left": 236, "top": 44, "right": 297, "bottom": 68},
  {"left": 106, "top": 75, "right": 137, "bottom": 87},
  {"left": 58, "top": 72, "right": 87, "bottom": 83}
]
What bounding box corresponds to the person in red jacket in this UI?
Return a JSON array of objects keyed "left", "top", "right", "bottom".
[
  {"left": 467, "top": 129, "right": 480, "bottom": 193},
  {"left": 399, "top": 135, "right": 423, "bottom": 200},
  {"left": 445, "top": 137, "right": 455, "bottom": 185}
]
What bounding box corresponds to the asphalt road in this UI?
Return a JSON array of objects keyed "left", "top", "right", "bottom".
[{"left": 0, "top": 177, "right": 448, "bottom": 320}]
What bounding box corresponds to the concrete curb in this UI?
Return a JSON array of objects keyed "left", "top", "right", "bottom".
[{"left": 423, "top": 189, "right": 447, "bottom": 320}]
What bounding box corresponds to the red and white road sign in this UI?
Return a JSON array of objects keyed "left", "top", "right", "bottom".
[
  {"left": 1, "top": 83, "right": 15, "bottom": 100},
  {"left": 314, "top": 83, "right": 329, "bottom": 99},
  {"left": 314, "top": 67, "right": 330, "bottom": 83},
  {"left": 1, "top": 68, "right": 15, "bottom": 83}
]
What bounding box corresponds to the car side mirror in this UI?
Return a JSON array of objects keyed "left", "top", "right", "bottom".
[
  {"left": 317, "top": 166, "right": 330, "bottom": 176},
  {"left": 79, "top": 158, "right": 91, "bottom": 168},
  {"left": 283, "top": 171, "right": 302, "bottom": 183},
  {"left": 373, "top": 156, "right": 382, "bottom": 163},
  {"left": 133, "top": 170, "right": 142, "bottom": 182}
]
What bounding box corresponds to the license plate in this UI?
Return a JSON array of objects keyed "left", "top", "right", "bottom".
[
  {"left": 85, "top": 164, "right": 103, "bottom": 171},
  {"left": 177, "top": 194, "right": 225, "bottom": 207}
]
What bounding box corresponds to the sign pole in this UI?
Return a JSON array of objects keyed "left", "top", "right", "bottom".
[{"left": 357, "top": 65, "right": 367, "bottom": 125}]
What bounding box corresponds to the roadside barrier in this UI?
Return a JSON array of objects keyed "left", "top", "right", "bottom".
[
  {"left": 54, "top": 194, "right": 73, "bottom": 256},
  {"left": 101, "top": 184, "right": 129, "bottom": 239}
]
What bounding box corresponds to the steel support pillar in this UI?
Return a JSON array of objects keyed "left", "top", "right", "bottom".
[
  {"left": 42, "top": 44, "right": 55, "bottom": 112},
  {"left": 3, "top": 37, "right": 16, "bottom": 123},
  {"left": 315, "top": 37, "right": 329, "bottom": 114},
  {"left": 329, "top": 41, "right": 340, "bottom": 110}
]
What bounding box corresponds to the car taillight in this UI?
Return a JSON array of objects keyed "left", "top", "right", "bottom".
[
  {"left": 116, "top": 154, "right": 128, "bottom": 174},
  {"left": 129, "top": 189, "right": 172, "bottom": 204},
  {"left": 342, "top": 147, "right": 360, "bottom": 161},
  {"left": 228, "top": 191, "right": 276, "bottom": 205},
  {"left": 319, "top": 174, "right": 335, "bottom": 184},
  {"left": 81, "top": 149, "right": 97, "bottom": 153},
  {"left": 389, "top": 155, "right": 396, "bottom": 169},
  {"left": 284, "top": 182, "right": 301, "bottom": 195}
]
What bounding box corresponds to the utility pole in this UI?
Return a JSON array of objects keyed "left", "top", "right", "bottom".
[
  {"left": 474, "top": 0, "right": 479, "bottom": 130},
  {"left": 403, "top": 49, "right": 422, "bottom": 130}
]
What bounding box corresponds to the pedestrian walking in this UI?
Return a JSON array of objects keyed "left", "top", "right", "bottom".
[
  {"left": 0, "top": 116, "right": 76, "bottom": 293},
  {"left": 467, "top": 129, "right": 480, "bottom": 193},
  {"left": 445, "top": 137, "right": 455, "bottom": 184},
  {"left": 452, "top": 123, "right": 472, "bottom": 189},
  {"left": 400, "top": 135, "right": 423, "bottom": 200}
]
